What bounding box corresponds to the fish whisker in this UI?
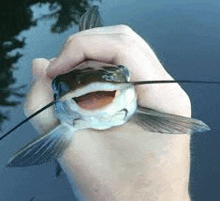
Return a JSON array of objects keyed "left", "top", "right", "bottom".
[
  {"left": 109, "top": 80, "right": 220, "bottom": 85},
  {"left": 1, "top": 79, "right": 220, "bottom": 141},
  {"left": 0, "top": 100, "right": 57, "bottom": 141}
]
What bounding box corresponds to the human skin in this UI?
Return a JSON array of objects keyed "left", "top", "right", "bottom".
[{"left": 26, "top": 25, "right": 191, "bottom": 201}]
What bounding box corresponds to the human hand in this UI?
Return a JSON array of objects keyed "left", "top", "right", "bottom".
[
  {"left": 26, "top": 25, "right": 191, "bottom": 201},
  {"left": 47, "top": 25, "right": 191, "bottom": 117},
  {"left": 26, "top": 25, "right": 191, "bottom": 133}
]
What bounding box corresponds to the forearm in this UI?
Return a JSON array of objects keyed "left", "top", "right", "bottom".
[{"left": 59, "top": 121, "right": 191, "bottom": 201}]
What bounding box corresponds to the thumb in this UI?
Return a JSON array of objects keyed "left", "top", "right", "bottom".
[
  {"left": 24, "top": 58, "right": 59, "bottom": 134},
  {"left": 32, "top": 58, "right": 50, "bottom": 81}
]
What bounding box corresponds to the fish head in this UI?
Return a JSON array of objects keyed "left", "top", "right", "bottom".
[
  {"left": 52, "top": 60, "right": 131, "bottom": 99},
  {"left": 51, "top": 60, "right": 137, "bottom": 130}
]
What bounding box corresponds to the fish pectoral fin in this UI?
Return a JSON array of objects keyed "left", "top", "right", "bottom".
[
  {"left": 55, "top": 160, "right": 63, "bottom": 178},
  {"left": 132, "top": 106, "right": 210, "bottom": 134},
  {"left": 7, "top": 124, "right": 75, "bottom": 167}
]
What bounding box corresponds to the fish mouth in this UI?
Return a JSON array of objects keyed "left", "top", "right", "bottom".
[{"left": 73, "top": 90, "right": 117, "bottom": 110}]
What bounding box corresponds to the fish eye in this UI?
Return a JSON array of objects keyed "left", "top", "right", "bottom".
[
  {"left": 52, "top": 78, "right": 70, "bottom": 94},
  {"left": 52, "top": 78, "right": 59, "bottom": 92},
  {"left": 117, "top": 65, "right": 130, "bottom": 81},
  {"left": 102, "top": 74, "right": 116, "bottom": 81}
]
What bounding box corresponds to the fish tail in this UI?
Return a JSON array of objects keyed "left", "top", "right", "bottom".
[{"left": 79, "top": 5, "right": 103, "bottom": 31}]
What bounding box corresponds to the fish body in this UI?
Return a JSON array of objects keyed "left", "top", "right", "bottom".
[{"left": 7, "top": 6, "right": 210, "bottom": 167}]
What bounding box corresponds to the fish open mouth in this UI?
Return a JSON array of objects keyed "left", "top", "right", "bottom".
[{"left": 73, "top": 90, "right": 117, "bottom": 110}]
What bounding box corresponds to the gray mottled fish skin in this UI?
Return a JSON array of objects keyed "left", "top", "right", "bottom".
[{"left": 7, "top": 6, "right": 210, "bottom": 167}]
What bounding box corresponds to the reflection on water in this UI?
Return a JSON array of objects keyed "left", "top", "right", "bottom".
[{"left": 0, "top": 0, "right": 97, "bottom": 129}]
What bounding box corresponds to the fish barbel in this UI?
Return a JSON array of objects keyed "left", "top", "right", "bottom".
[{"left": 6, "top": 6, "right": 210, "bottom": 167}]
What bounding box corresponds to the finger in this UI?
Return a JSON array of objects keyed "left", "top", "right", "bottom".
[
  {"left": 25, "top": 59, "right": 58, "bottom": 133},
  {"left": 70, "top": 25, "right": 135, "bottom": 37},
  {"left": 32, "top": 58, "right": 50, "bottom": 81},
  {"left": 47, "top": 34, "right": 123, "bottom": 78},
  {"left": 72, "top": 25, "right": 159, "bottom": 60},
  {"left": 46, "top": 25, "right": 150, "bottom": 77},
  {"left": 27, "top": 59, "right": 53, "bottom": 112},
  {"left": 47, "top": 33, "right": 168, "bottom": 82}
]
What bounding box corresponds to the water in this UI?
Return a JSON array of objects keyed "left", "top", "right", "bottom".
[{"left": 1, "top": 0, "right": 220, "bottom": 200}]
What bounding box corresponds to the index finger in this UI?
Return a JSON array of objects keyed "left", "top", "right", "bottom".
[
  {"left": 46, "top": 25, "right": 161, "bottom": 79},
  {"left": 47, "top": 33, "right": 121, "bottom": 78}
]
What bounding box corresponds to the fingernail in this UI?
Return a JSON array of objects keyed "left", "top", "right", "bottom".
[
  {"left": 50, "top": 57, "right": 56, "bottom": 61},
  {"left": 32, "top": 58, "right": 50, "bottom": 81},
  {"left": 46, "top": 58, "right": 59, "bottom": 78}
]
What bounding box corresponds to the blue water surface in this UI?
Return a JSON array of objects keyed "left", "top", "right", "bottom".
[{"left": 1, "top": 0, "right": 220, "bottom": 200}]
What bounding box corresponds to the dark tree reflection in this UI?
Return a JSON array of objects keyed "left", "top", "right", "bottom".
[{"left": 0, "top": 0, "right": 100, "bottom": 128}]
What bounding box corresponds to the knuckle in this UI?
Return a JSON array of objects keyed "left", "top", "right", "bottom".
[
  {"left": 117, "top": 33, "right": 137, "bottom": 50},
  {"left": 117, "top": 24, "right": 133, "bottom": 34},
  {"left": 62, "top": 35, "right": 82, "bottom": 51},
  {"left": 65, "top": 34, "right": 82, "bottom": 47},
  {"left": 114, "top": 25, "right": 137, "bottom": 47},
  {"left": 183, "top": 91, "right": 191, "bottom": 108},
  {"left": 65, "top": 35, "right": 75, "bottom": 44}
]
